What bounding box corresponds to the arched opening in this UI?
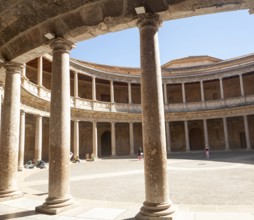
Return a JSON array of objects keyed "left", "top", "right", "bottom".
[
  {"left": 189, "top": 128, "right": 204, "bottom": 150},
  {"left": 101, "top": 131, "right": 112, "bottom": 156}
]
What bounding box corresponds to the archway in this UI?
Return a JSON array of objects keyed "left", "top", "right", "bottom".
[
  {"left": 101, "top": 131, "right": 112, "bottom": 156},
  {"left": 189, "top": 128, "right": 204, "bottom": 150}
]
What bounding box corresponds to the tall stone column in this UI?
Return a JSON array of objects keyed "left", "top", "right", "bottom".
[
  {"left": 184, "top": 120, "right": 190, "bottom": 151},
  {"left": 36, "top": 38, "right": 75, "bottom": 214},
  {"left": 223, "top": 117, "right": 229, "bottom": 150},
  {"left": 164, "top": 84, "right": 168, "bottom": 104},
  {"left": 239, "top": 74, "right": 245, "bottom": 96},
  {"left": 34, "top": 115, "right": 43, "bottom": 161},
  {"left": 136, "top": 14, "right": 175, "bottom": 220},
  {"left": 200, "top": 81, "right": 205, "bottom": 102},
  {"left": 74, "top": 71, "right": 79, "bottom": 106},
  {"left": 0, "top": 62, "right": 23, "bottom": 200},
  {"left": 110, "top": 80, "right": 115, "bottom": 103},
  {"left": 21, "top": 64, "right": 26, "bottom": 86},
  {"left": 111, "top": 122, "right": 116, "bottom": 156},
  {"left": 73, "top": 120, "right": 79, "bottom": 158},
  {"left": 220, "top": 78, "right": 224, "bottom": 99},
  {"left": 203, "top": 119, "right": 209, "bottom": 146},
  {"left": 165, "top": 122, "right": 171, "bottom": 153},
  {"left": 37, "top": 56, "right": 43, "bottom": 96},
  {"left": 182, "top": 83, "right": 186, "bottom": 103},
  {"left": 18, "top": 111, "right": 26, "bottom": 171},
  {"left": 129, "top": 122, "right": 134, "bottom": 155},
  {"left": 128, "top": 83, "right": 132, "bottom": 104},
  {"left": 93, "top": 121, "right": 98, "bottom": 158},
  {"left": 92, "top": 77, "right": 96, "bottom": 101},
  {"left": 243, "top": 115, "right": 251, "bottom": 150}
]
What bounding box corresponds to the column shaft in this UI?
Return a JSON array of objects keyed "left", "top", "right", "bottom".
[
  {"left": 200, "top": 81, "right": 205, "bottom": 102},
  {"left": 136, "top": 14, "right": 174, "bottom": 219},
  {"left": 223, "top": 117, "right": 229, "bottom": 150},
  {"left": 164, "top": 84, "right": 168, "bottom": 104},
  {"left": 128, "top": 83, "right": 132, "bottom": 104},
  {"left": 0, "top": 62, "right": 23, "bottom": 199},
  {"left": 184, "top": 121, "right": 190, "bottom": 151},
  {"left": 111, "top": 122, "right": 116, "bottom": 156},
  {"left": 203, "top": 119, "right": 209, "bottom": 146},
  {"left": 93, "top": 121, "right": 98, "bottom": 158},
  {"left": 36, "top": 38, "right": 75, "bottom": 214},
  {"left": 220, "top": 78, "right": 224, "bottom": 99},
  {"left": 182, "top": 83, "right": 186, "bottom": 103},
  {"left": 110, "top": 81, "right": 114, "bottom": 103},
  {"left": 243, "top": 115, "right": 251, "bottom": 150},
  {"left": 37, "top": 57, "right": 43, "bottom": 96},
  {"left": 92, "top": 77, "right": 96, "bottom": 101},
  {"left": 239, "top": 74, "right": 245, "bottom": 96},
  {"left": 18, "top": 111, "right": 26, "bottom": 171},
  {"left": 165, "top": 122, "right": 171, "bottom": 153},
  {"left": 74, "top": 71, "right": 78, "bottom": 99},
  {"left": 129, "top": 122, "right": 134, "bottom": 155},
  {"left": 34, "top": 115, "right": 42, "bottom": 161},
  {"left": 73, "top": 120, "right": 79, "bottom": 158}
]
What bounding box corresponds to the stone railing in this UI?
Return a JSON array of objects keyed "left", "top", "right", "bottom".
[{"left": 21, "top": 78, "right": 254, "bottom": 113}]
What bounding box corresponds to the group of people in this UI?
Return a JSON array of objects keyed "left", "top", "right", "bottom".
[
  {"left": 69, "top": 152, "right": 95, "bottom": 162},
  {"left": 24, "top": 159, "right": 46, "bottom": 169}
]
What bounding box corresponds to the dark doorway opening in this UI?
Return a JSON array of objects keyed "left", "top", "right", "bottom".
[
  {"left": 189, "top": 128, "right": 204, "bottom": 150},
  {"left": 101, "top": 131, "right": 112, "bottom": 156}
]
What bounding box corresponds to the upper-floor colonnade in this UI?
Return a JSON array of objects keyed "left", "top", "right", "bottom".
[
  {"left": 22, "top": 53, "right": 254, "bottom": 114},
  {"left": 0, "top": 0, "right": 253, "bottom": 64}
]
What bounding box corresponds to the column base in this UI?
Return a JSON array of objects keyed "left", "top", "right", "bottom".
[
  {"left": 36, "top": 196, "right": 76, "bottom": 215},
  {"left": 0, "top": 189, "right": 23, "bottom": 201},
  {"left": 135, "top": 201, "right": 176, "bottom": 220}
]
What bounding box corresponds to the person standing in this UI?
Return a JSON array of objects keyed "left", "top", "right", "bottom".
[{"left": 205, "top": 145, "right": 210, "bottom": 159}]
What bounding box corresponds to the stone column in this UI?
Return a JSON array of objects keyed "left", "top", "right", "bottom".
[
  {"left": 220, "top": 78, "right": 224, "bottom": 99},
  {"left": 34, "top": 115, "right": 43, "bottom": 161},
  {"left": 129, "top": 122, "right": 134, "bottom": 155},
  {"left": 37, "top": 56, "right": 43, "bottom": 96},
  {"left": 182, "top": 83, "right": 186, "bottom": 103},
  {"left": 110, "top": 80, "right": 114, "bottom": 103},
  {"left": 21, "top": 64, "right": 26, "bottom": 86},
  {"left": 203, "top": 119, "right": 209, "bottom": 146},
  {"left": 165, "top": 122, "right": 171, "bottom": 153},
  {"left": 223, "top": 117, "right": 229, "bottom": 150},
  {"left": 74, "top": 71, "right": 79, "bottom": 106},
  {"left": 184, "top": 120, "right": 190, "bottom": 151},
  {"left": 0, "top": 62, "right": 23, "bottom": 200},
  {"left": 164, "top": 84, "right": 168, "bottom": 104},
  {"left": 243, "top": 115, "right": 251, "bottom": 150},
  {"left": 136, "top": 14, "right": 175, "bottom": 219},
  {"left": 36, "top": 38, "right": 75, "bottom": 214},
  {"left": 128, "top": 83, "right": 132, "bottom": 104},
  {"left": 239, "top": 74, "right": 245, "bottom": 96},
  {"left": 92, "top": 77, "right": 96, "bottom": 101},
  {"left": 73, "top": 120, "right": 79, "bottom": 159},
  {"left": 93, "top": 121, "right": 98, "bottom": 158},
  {"left": 200, "top": 81, "right": 205, "bottom": 102},
  {"left": 111, "top": 122, "right": 116, "bottom": 156},
  {"left": 18, "top": 111, "right": 26, "bottom": 171}
]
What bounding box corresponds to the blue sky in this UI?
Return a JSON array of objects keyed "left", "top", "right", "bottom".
[{"left": 70, "top": 10, "right": 254, "bottom": 68}]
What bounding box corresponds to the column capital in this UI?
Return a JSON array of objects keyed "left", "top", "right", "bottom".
[
  {"left": 4, "top": 62, "right": 24, "bottom": 72},
  {"left": 246, "top": 0, "right": 254, "bottom": 14},
  {"left": 137, "top": 13, "right": 162, "bottom": 29},
  {"left": 50, "top": 37, "right": 76, "bottom": 52}
]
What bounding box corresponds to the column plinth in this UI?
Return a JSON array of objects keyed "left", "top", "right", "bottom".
[
  {"left": 36, "top": 38, "right": 76, "bottom": 214},
  {"left": 0, "top": 62, "right": 23, "bottom": 200},
  {"left": 135, "top": 13, "right": 175, "bottom": 220}
]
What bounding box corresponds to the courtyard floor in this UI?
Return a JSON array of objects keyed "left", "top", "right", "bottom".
[{"left": 0, "top": 150, "right": 254, "bottom": 220}]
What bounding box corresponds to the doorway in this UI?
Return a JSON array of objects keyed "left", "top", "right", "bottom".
[{"left": 101, "top": 131, "right": 112, "bottom": 156}]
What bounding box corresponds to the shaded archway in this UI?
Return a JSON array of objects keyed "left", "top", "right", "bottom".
[
  {"left": 101, "top": 131, "right": 112, "bottom": 156},
  {"left": 189, "top": 128, "right": 204, "bottom": 150}
]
